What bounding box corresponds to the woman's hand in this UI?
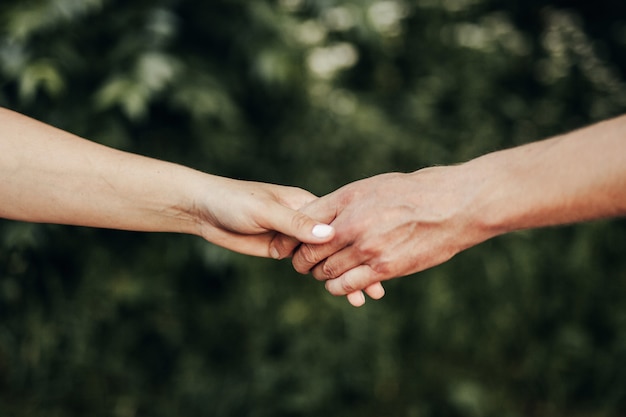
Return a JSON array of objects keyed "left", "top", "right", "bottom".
[{"left": 193, "top": 177, "right": 335, "bottom": 257}]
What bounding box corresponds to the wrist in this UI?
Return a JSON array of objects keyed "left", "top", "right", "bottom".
[
  {"left": 129, "top": 161, "right": 216, "bottom": 237},
  {"left": 458, "top": 143, "right": 546, "bottom": 239},
  {"left": 403, "top": 165, "right": 498, "bottom": 252},
  {"left": 172, "top": 169, "right": 223, "bottom": 237}
]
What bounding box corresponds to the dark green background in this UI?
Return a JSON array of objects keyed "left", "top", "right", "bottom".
[{"left": 1, "top": 0, "right": 626, "bottom": 416}]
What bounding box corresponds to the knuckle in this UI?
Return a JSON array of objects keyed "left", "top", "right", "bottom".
[
  {"left": 321, "top": 261, "right": 340, "bottom": 280},
  {"left": 355, "top": 240, "right": 379, "bottom": 259},
  {"left": 370, "top": 259, "right": 393, "bottom": 279},
  {"left": 341, "top": 274, "right": 358, "bottom": 294},
  {"left": 299, "top": 244, "right": 320, "bottom": 265},
  {"left": 293, "top": 244, "right": 320, "bottom": 273},
  {"left": 337, "top": 187, "right": 359, "bottom": 206},
  {"left": 311, "top": 268, "right": 328, "bottom": 282},
  {"left": 274, "top": 237, "right": 298, "bottom": 259},
  {"left": 290, "top": 212, "right": 310, "bottom": 233},
  {"left": 342, "top": 216, "right": 366, "bottom": 235}
]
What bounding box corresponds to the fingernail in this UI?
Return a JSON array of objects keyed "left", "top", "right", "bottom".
[
  {"left": 269, "top": 247, "right": 280, "bottom": 259},
  {"left": 312, "top": 224, "right": 333, "bottom": 238},
  {"left": 347, "top": 291, "right": 366, "bottom": 307}
]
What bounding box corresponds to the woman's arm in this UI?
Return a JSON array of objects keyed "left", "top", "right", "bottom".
[{"left": 0, "top": 108, "right": 334, "bottom": 257}]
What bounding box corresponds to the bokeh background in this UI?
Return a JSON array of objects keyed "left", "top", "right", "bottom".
[{"left": 1, "top": 0, "right": 626, "bottom": 416}]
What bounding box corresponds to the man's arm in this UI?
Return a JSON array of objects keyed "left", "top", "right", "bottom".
[
  {"left": 271, "top": 114, "right": 626, "bottom": 304},
  {"left": 0, "top": 108, "right": 334, "bottom": 257}
]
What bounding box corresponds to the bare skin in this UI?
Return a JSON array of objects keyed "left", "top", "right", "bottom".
[
  {"left": 0, "top": 108, "right": 335, "bottom": 257},
  {"left": 271, "top": 115, "right": 626, "bottom": 306}
]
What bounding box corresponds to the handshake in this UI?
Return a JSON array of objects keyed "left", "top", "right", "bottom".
[
  {"left": 204, "top": 113, "right": 626, "bottom": 307},
  {"left": 205, "top": 168, "right": 479, "bottom": 307},
  {"left": 2, "top": 108, "right": 625, "bottom": 307}
]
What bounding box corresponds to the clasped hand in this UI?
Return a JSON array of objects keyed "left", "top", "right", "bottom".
[
  {"left": 3, "top": 108, "right": 623, "bottom": 308},
  {"left": 271, "top": 166, "right": 485, "bottom": 307}
]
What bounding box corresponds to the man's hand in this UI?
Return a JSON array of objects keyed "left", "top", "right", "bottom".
[{"left": 271, "top": 168, "right": 488, "bottom": 303}]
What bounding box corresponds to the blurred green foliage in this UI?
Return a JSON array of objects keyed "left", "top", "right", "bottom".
[{"left": 1, "top": 0, "right": 626, "bottom": 416}]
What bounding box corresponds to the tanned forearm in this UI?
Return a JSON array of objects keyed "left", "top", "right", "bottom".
[
  {"left": 465, "top": 115, "right": 626, "bottom": 240},
  {"left": 277, "top": 114, "right": 626, "bottom": 304}
]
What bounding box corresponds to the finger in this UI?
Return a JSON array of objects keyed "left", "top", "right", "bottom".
[
  {"left": 345, "top": 282, "right": 385, "bottom": 308},
  {"left": 270, "top": 184, "right": 319, "bottom": 211},
  {"left": 269, "top": 196, "right": 339, "bottom": 260},
  {"left": 346, "top": 291, "right": 366, "bottom": 307},
  {"left": 292, "top": 240, "right": 349, "bottom": 274},
  {"left": 263, "top": 204, "right": 335, "bottom": 259},
  {"left": 269, "top": 235, "right": 301, "bottom": 259},
  {"left": 287, "top": 190, "right": 352, "bottom": 272},
  {"left": 324, "top": 265, "right": 379, "bottom": 296},
  {"left": 311, "top": 245, "right": 363, "bottom": 281},
  {"left": 213, "top": 231, "right": 276, "bottom": 258},
  {"left": 364, "top": 282, "right": 385, "bottom": 300}
]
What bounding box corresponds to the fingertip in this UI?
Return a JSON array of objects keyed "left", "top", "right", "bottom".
[
  {"left": 269, "top": 235, "right": 300, "bottom": 260},
  {"left": 312, "top": 224, "right": 334, "bottom": 239},
  {"left": 347, "top": 291, "right": 366, "bottom": 307},
  {"left": 268, "top": 205, "right": 332, "bottom": 246},
  {"left": 365, "top": 282, "right": 385, "bottom": 300}
]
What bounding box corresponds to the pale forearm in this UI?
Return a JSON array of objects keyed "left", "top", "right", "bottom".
[
  {"left": 0, "top": 108, "right": 337, "bottom": 258},
  {"left": 464, "top": 115, "right": 626, "bottom": 238},
  {"left": 0, "top": 108, "right": 205, "bottom": 234}
]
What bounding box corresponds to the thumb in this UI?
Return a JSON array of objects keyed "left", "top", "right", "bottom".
[
  {"left": 264, "top": 203, "right": 335, "bottom": 259},
  {"left": 268, "top": 196, "right": 338, "bottom": 259}
]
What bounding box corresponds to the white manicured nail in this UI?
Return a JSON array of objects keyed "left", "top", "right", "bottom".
[{"left": 312, "top": 224, "right": 333, "bottom": 238}]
